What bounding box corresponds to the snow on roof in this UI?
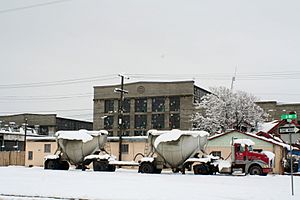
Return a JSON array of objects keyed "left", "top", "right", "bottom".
[
  {"left": 257, "top": 120, "right": 279, "bottom": 133},
  {"left": 153, "top": 129, "right": 209, "bottom": 148},
  {"left": 56, "top": 129, "right": 107, "bottom": 143},
  {"left": 209, "top": 130, "right": 298, "bottom": 150},
  {"left": 27, "top": 136, "right": 56, "bottom": 141},
  {"left": 261, "top": 151, "right": 275, "bottom": 160},
  {"left": 232, "top": 139, "right": 255, "bottom": 146}
]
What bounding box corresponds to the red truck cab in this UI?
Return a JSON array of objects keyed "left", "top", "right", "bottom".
[{"left": 232, "top": 139, "right": 272, "bottom": 175}]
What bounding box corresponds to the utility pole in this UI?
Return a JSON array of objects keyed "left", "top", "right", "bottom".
[
  {"left": 114, "top": 74, "right": 129, "bottom": 161},
  {"left": 24, "top": 118, "right": 27, "bottom": 152}
]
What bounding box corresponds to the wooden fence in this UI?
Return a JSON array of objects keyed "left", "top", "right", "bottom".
[{"left": 0, "top": 151, "right": 25, "bottom": 166}]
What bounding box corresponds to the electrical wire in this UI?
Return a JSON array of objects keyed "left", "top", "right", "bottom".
[
  {"left": 0, "top": 0, "right": 74, "bottom": 14},
  {"left": 0, "top": 108, "right": 92, "bottom": 114},
  {"left": 0, "top": 74, "right": 118, "bottom": 89}
]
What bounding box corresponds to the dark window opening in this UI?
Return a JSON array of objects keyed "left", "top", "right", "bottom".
[
  {"left": 44, "top": 144, "right": 51, "bottom": 153},
  {"left": 121, "top": 144, "right": 129, "bottom": 154},
  {"left": 152, "top": 97, "right": 165, "bottom": 112},
  {"left": 135, "top": 98, "right": 147, "bottom": 112},
  {"left": 104, "top": 116, "right": 114, "bottom": 129},
  {"left": 135, "top": 115, "right": 147, "bottom": 129},
  {"left": 28, "top": 151, "right": 33, "bottom": 160},
  {"left": 169, "top": 114, "right": 180, "bottom": 129},
  {"left": 152, "top": 114, "right": 165, "bottom": 129},
  {"left": 169, "top": 96, "right": 180, "bottom": 112},
  {"left": 105, "top": 100, "right": 114, "bottom": 113}
]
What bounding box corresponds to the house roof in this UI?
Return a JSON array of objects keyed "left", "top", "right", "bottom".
[
  {"left": 256, "top": 120, "right": 300, "bottom": 135},
  {"left": 257, "top": 120, "right": 280, "bottom": 133},
  {"left": 209, "top": 130, "right": 297, "bottom": 150}
]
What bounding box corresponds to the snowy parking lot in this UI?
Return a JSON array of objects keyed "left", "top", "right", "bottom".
[{"left": 0, "top": 166, "right": 299, "bottom": 200}]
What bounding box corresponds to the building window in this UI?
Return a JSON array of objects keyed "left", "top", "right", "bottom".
[
  {"left": 107, "top": 130, "right": 113, "bottom": 136},
  {"left": 152, "top": 114, "right": 165, "bottom": 129},
  {"left": 121, "top": 144, "right": 129, "bottom": 154},
  {"left": 170, "top": 114, "right": 180, "bottom": 129},
  {"left": 135, "top": 115, "right": 147, "bottom": 129},
  {"left": 134, "top": 130, "right": 147, "bottom": 136},
  {"left": 44, "top": 144, "right": 51, "bottom": 153},
  {"left": 152, "top": 97, "right": 165, "bottom": 112},
  {"left": 39, "top": 126, "right": 49, "bottom": 135},
  {"left": 104, "top": 116, "right": 114, "bottom": 129},
  {"left": 122, "top": 98, "right": 131, "bottom": 113},
  {"left": 194, "top": 86, "right": 209, "bottom": 103},
  {"left": 119, "top": 115, "right": 130, "bottom": 129},
  {"left": 211, "top": 151, "right": 222, "bottom": 158},
  {"left": 28, "top": 151, "right": 33, "bottom": 160},
  {"left": 170, "top": 96, "right": 180, "bottom": 112},
  {"left": 105, "top": 100, "right": 114, "bottom": 113},
  {"left": 135, "top": 98, "right": 147, "bottom": 112}
]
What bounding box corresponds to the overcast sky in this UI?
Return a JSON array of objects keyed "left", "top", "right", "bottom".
[{"left": 1, "top": 0, "right": 300, "bottom": 122}]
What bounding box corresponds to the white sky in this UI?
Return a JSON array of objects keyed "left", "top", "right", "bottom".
[{"left": 1, "top": 0, "right": 300, "bottom": 121}]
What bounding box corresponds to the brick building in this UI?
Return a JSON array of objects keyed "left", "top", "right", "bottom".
[
  {"left": 256, "top": 101, "right": 300, "bottom": 123},
  {"left": 93, "top": 81, "right": 210, "bottom": 136},
  {"left": 0, "top": 113, "right": 93, "bottom": 136}
]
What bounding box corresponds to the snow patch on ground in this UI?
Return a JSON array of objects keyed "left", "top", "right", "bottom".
[{"left": 0, "top": 166, "right": 299, "bottom": 200}]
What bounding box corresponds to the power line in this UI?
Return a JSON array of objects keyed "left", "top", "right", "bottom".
[
  {"left": 2, "top": 71, "right": 300, "bottom": 89},
  {"left": 0, "top": 74, "right": 117, "bottom": 89},
  {"left": 0, "top": 108, "right": 92, "bottom": 114},
  {"left": 127, "top": 70, "right": 300, "bottom": 81},
  {"left": 0, "top": 93, "right": 93, "bottom": 101},
  {"left": 0, "top": 0, "right": 74, "bottom": 14}
]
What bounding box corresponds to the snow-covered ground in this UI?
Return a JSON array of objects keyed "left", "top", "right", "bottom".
[{"left": 0, "top": 166, "right": 299, "bottom": 200}]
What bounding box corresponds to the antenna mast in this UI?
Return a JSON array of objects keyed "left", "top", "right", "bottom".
[{"left": 230, "top": 66, "right": 237, "bottom": 90}]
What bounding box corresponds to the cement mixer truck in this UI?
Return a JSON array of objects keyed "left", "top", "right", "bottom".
[
  {"left": 138, "top": 129, "right": 210, "bottom": 174},
  {"left": 138, "top": 129, "right": 273, "bottom": 175},
  {"left": 44, "top": 129, "right": 116, "bottom": 171}
]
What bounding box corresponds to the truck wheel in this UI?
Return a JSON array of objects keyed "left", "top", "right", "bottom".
[
  {"left": 139, "top": 162, "right": 154, "bottom": 173},
  {"left": 249, "top": 165, "right": 263, "bottom": 175},
  {"left": 93, "top": 160, "right": 108, "bottom": 171},
  {"left": 154, "top": 168, "right": 162, "bottom": 174},
  {"left": 193, "top": 164, "right": 209, "bottom": 175},
  {"left": 59, "top": 161, "right": 69, "bottom": 170},
  {"left": 108, "top": 164, "right": 116, "bottom": 172},
  {"left": 45, "top": 159, "right": 58, "bottom": 170}
]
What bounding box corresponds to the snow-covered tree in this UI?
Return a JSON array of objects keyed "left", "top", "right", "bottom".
[{"left": 192, "top": 86, "right": 268, "bottom": 133}]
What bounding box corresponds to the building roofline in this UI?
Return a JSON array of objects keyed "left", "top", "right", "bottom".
[
  {"left": 94, "top": 80, "right": 195, "bottom": 89},
  {"left": 0, "top": 113, "right": 57, "bottom": 118},
  {"left": 56, "top": 117, "right": 93, "bottom": 124},
  {"left": 208, "top": 129, "right": 285, "bottom": 147},
  {"left": 256, "top": 100, "right": 300, "bottom": 106},
  {"left": 93, "top": 80, "right": 211, "bottom": 94}
]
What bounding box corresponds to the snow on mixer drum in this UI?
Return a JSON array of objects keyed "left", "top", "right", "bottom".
[
  {"left": 56, "top": 130, "right": 108, "bottom": 165},
  {"left": 150, "top": 130, "right": 209, "bottom": 168}
]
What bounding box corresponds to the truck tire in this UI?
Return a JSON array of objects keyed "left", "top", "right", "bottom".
[
  {"left": 193, "top": 164, "right": 209, "bottom": 175},
  {"left": 59, "top": 161, "right": 69, "bottom": 170},
  {"left": 93, "top": 160, "right": 109, "bottom": 171},
  {"left": 108, "top": 164, "right": 116, "bottom": 172},
  {"left": 249, "top": 165, "right": 263, "bottom": 175},
  {"left": 139, "top": 162, "right": 154, "bottom": 173},
  {"left": 44, "top": 159, "right": 59, "bottom": 170}
]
